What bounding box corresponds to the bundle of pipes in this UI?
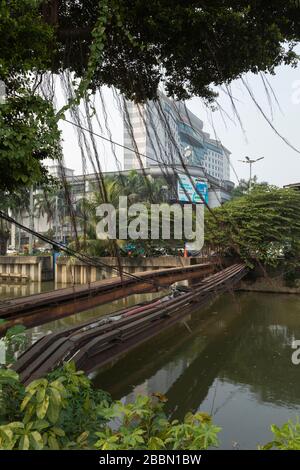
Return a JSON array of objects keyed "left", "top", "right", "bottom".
[
  {"left": 13, "top": 264, "right": 247, "bottom": 385},
  {"left": 0, "top": 263, "right": 215, "bottom": 335}
]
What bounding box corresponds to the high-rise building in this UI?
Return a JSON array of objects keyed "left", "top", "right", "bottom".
[{"left": 123, "top": 92, "right": 231, "bottom": 183}]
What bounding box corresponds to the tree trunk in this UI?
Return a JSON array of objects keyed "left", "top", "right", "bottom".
[{"left": 42, "top": 0, "right": 58, "bottom": 26}]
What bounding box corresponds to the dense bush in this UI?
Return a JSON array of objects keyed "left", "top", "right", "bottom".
[
  {"left": 205, "top": 186, "right": 300, "bottom": 266},
  {"left": 0, "top": 362, "right": 111, "bottom": 449},
  {"left": 261, "top": 421, "right": 300, "bottom": 450},
  {"left": 0, "top": 362, "right": 220, "bottom": 450}
]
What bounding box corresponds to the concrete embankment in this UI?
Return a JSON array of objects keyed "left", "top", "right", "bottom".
[
  {"left": 55, "top": 256, "right": 211, "bottom": 285},
  {"left": 0, "top": 256, "right": 53, "bottom": 283}
]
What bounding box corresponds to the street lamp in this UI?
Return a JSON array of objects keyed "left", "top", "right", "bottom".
[{"left": 238, "top": 156, "right": 264, "bottom": 189}]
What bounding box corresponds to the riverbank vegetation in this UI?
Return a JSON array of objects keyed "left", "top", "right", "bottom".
[
  {"left": 205, "top": 185, "right": 300, "bottom": 268},
  {"left": 1, "top": 362, "right": 300, "bottom": 450},
  {"left": 0, "top": 363, "right": 220, "bottom": 450},
  {"left": 1, "top": 324, "right": 300, "bottom": 450},
  {"left": 70, "top": 182, "right": 300, "bottom": 267}
]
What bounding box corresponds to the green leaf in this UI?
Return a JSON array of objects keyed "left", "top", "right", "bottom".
[
  {"left": 19, "top": 434, "right": 30, "bottom": 450},
  {"left": 33, "top": 420, "right": 49, "bottom": 431},
  {"left": 26, "top": 378, "right": 48, "bottom": 391},
  {"left": 47, "top": 400, "right": 60, "bottom": 424},
  {"left": 36, "top": 396, "right": 50, "bottom": 420},
  {"left": 77, "top": 431, "right": 89, "bottom": 445},
  {"left": 49, "top": 386, "right": 62, "bottom": 407},
  {"left": 48, "top": 434, "right": 60, "bottom": 450},
  {"left": 30, "top": 431, "right": 43, "bottom": 450},
  {"left": 36, "top": 386, "right": 46, "bottom": 404},
  {"left": 0, "top": 368, "right": 19, "bottom": 384},
  {"left": 52, "top": 427, "right": 65, "bottom": 437},
  {"left": 20, "top": 389, "right": 35, "bottom": 411}
]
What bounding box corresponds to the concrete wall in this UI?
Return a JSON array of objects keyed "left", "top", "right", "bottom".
[
  {"left": 56, "top": 256, "right": 205, "bottom": 285},
  {"left": 0, "top": 256, "right": 53, "bottom": 283}
]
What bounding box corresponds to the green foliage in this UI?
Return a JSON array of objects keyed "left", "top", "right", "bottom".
[
  {"left": 34, "top": 182, "right": 68, "bottom": 225},
  {"left": 0, "top": 321, "right": 27, "bottom": 365},
  {"left": 0, "top": 94, "right": 61, "bottom": 192},
  {"left": 47, "top": 362, "right": 110, "bottom": 440},
  {"left": 0, "top": 362, "right": 220, "bottom": 450},
  {"left": 69, "top": 171, "right": 179, "bottom": 257},
  {"left": 231, "top": 177, "right": 269, "bottom": 199},
  {"left": 95, "top": 395, "right": 221, "bottom": 450},
  {"left": 0, "top": 1, "right": 53, "bottom": 77},
  {"left": 0, "top": 367, "right": 24, "bottom": 426},
  {"left": 205, "top": 186, "right": 300, "bottom": 266},
  {"left": 51, "top": 1, "right": 300, "bottom": 102},
  {"left": 2, "top": 1, "right": 300, "bottom": 194},
  {"left": 0, "top": 362, "right": 111, "bottom": 449},
  {"left": 0, "top": 1, "right": 61, "bottom": 192},
  {"left": 0, "top": 187, "right": 33, "bottom": 253},
  {"left": 0, "top": 371, "right": 69, "bottom": 449},
  {"left": 261, "top": 420, "right": 300, "bottom": 450}
]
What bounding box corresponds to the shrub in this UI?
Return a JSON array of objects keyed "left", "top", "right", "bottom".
[
  {"left": 0, "top": 363, "right": 220, "bottom": 450},
  {"left": 261, "top": 420, "right": 300, "bottom": 450}
]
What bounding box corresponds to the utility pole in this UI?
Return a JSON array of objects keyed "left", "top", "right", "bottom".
[{"left": 238, "top": 156, "right": 264, "bottom": 189}]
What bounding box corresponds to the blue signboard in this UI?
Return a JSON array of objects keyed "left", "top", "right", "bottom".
[{"left": 177, "top": 175, "right": 208, "bottom": 204}]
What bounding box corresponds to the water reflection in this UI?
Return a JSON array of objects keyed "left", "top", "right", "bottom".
[
  {"left": 3, "top": 282, "right": 300, "bottom": 449},
  {"left": 0, "top": 281, "right": 56, "bottom": 300},
  {"left": 0, "top": 281, "right": 167, "bottom": 359},
  {"left": 92, "top": 292, "right": 300, "bottom": 449}
]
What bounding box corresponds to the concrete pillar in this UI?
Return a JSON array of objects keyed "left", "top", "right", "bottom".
[
  {"left": 38, "top": 261, "right": 42, "bottom": 283},
  {"left": 30, "top": 264, "right": 35, "bottom": 282},
  {"left": 22, "top": 264, "right": 26, "bottom": 278}
]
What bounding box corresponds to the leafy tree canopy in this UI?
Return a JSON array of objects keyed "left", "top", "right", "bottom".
[
  {"left": 0, "top": 1, "right": 60, "bottom": 192},
  {"left": 1, "top": 1, "right": 300, "bottom": 193},
  {"left": 49, "top": 0, "right": 300, "bottom": 102},
  {"left": 205, "top": 186, "right": 300, "bottom": 265},
  {"left": 231, "top": 176, "right": 269, "bottom": 198}
]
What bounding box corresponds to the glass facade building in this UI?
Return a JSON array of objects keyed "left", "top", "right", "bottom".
[{"left": 124, "top": 92, "right": 231, "bottom": 183}]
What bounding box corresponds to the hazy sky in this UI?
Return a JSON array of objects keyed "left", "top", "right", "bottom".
[{"left": 58, "top": 51, "right": 300, "bottom": 187}]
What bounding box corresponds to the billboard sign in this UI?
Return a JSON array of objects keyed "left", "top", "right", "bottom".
[{"left": 177, "top": 175, "right": 208, "bottom": 204}]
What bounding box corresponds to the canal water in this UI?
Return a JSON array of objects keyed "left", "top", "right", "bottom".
[
  {"left": 0, "top": 282, "right": 166, "bottom": 346},
  {"left": 91, "top": 292, "right": 300, "bottom": 450},
  {"left": 1, "top": 284, "right": 300, "bottom": 449}
]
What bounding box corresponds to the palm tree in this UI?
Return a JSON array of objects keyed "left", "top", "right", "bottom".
[
  {"left": 34, "top": 188, "right": 68, "bottom": 240},
  {"left": 9, "top": 189, "right": 31, "bottom": 250},
  {"left": 115, "top": 170, "right": 151, "bottom": 203},
  {"left": 34, "top": 192, "right": 54, "bottom": 225},
  {"left": 90, "top": 178, "right": 121, "bottom": 206},
  {"left": 67, "top": 194, "right": 125, "bottom": 256},
  {"left": 69, "top": 172, "right": 173, "bottom": 257},
  {"left": 114, "top": 170, "right": 170, "bottom": 204},
  {"left": 0, "top": 189, "right": 31, "bottom": 253}
]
